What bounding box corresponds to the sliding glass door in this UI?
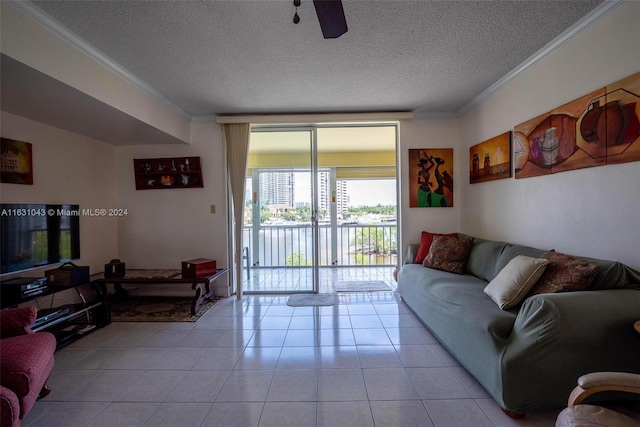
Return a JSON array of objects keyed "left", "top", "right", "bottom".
[
  {"left": 242, "top": 124, "right": 399, "bottom": 294},
  {"left": 243, "top": 129, "right": 320, "bottom": 293}
]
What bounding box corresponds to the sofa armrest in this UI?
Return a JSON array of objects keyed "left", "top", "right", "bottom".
[
  {"left": 0, "top": 307, "right": 37, "bottom": 338},
  {"left": 513, "top": 289, "right": 640, "bottom": 343},
  {"left": 501, "top": 289, "right": 640, "bottom": 410},
  {"left": 403, "top": 244, "right": 420, "bottom": 265},
  {"left": 0, "top": 385, "right": 19, "bottom": 427}
]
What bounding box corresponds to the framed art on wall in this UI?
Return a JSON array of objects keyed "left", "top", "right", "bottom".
[
  {"left": 408, "top": 148, "right": 454, "bottom": 207},
  {"left": 469, "top": 131, "right": 512, "bottom": 184},
  {"left": 0, "top": 138, "right": 34, "bottom": 185},
  {"left": 514, "top": 71, "right": 639, "bottom": 179}
]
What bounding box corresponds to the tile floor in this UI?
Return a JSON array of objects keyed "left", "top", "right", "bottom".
[{"left": 23, "top": 288, "right": 573, "bottom": 427}]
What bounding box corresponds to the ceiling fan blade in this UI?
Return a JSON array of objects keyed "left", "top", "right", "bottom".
[{"left": 313, "top": 0, "right": 348, "bottom": 39}]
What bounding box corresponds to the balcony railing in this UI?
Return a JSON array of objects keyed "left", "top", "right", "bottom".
[{"left": 243, "top": 223, "right": 397, "bottom": 268}]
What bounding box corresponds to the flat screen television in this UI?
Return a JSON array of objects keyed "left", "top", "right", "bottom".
[{"left": 1, "top": 204, "right": 80, "bottom": 275}]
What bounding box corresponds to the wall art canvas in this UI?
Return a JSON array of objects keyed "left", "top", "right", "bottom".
[
  {"left": 515, "top": 71, "right": 640, "bottom": 179},
  {"left": 408, "top": 148, "right": 454, "bottom": 207},
  {"left": 600, "top": 72, "right": 640, "bottom": 165},
  {"left": 469, "top": 131, "right": 511, "bottom": 184},
  {"left": 0, "top": 138, "right": 33, "bottom": 185}
]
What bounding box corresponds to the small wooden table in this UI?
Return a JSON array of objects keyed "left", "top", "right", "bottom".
[{"left": 96, "top": 268, "right": 228, "bottom": 315}]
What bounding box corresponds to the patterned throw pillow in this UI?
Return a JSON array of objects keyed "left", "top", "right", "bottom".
[
  {"left": 528, "top": 250, "right": 600, "bottom": 295},
  {"left": 423, "top": 235, "right": 474, "bottom": 275},
  {"left": 414, "top": 231, "right": 458, "bottom": 264}
]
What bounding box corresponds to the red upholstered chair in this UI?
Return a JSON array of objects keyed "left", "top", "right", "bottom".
[{"left": 0, "top": 307, "right": 56, "bottom": 427}]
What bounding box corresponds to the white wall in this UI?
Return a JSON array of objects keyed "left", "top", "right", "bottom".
[
  {"left": 399, "top": 118, "right": 461, "bottom": 255},
  {"left": 0, "top": 111, "right": 119, "bottom": 278},
  {"left": 0, "top": 3, "right": 190, "bottom": 142},
  {"left": 115, "top": 121, "right": 228, "bottom": 272},
  {"left": 459, "top": 2, "right": 640, "bottom": 269}
]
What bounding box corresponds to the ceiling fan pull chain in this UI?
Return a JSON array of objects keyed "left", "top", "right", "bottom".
[{"left": 293, "top": 0, "right": 301, "bottom": 24}]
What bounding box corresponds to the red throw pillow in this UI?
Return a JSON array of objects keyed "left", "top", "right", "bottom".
[{"left": 414, "top": 231, "right": 457, "bottom": 264}]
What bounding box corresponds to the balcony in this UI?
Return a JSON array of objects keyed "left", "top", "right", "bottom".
[{"left": 241, "top": 223, "right": 397, "bottom": 293}]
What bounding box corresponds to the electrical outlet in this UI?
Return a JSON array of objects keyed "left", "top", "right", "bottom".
[{"left": 210, "top": 205, "right": 216, "bottom": 214}]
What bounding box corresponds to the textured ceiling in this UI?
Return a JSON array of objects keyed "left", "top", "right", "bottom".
[{"left": 27, "top": 0, "right": 603, "bottom": 118}]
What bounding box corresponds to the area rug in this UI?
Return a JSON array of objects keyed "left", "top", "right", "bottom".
[
  {"left": 287, "top": 294, "right": 339, "bottom": 306},
  {"left": 110, "top": 297, "right": 218, "bottom": 322},
  {"left": 335, "top": 280, "right": 392, "bottom": 292}
]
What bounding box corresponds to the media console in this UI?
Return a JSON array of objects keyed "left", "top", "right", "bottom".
[{"left": 1, "top": 274, "right": 111, "bottom": 349}]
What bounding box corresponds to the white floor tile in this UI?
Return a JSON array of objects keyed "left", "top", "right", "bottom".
[{"left": 29, "top": 268, "right": 564, "bottom": 426}]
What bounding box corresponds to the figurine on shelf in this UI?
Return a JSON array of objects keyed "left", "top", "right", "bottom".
[
  {"left": 171, "top": 160, "right": 177, "bottom": 171},
  {"left": 184, "top": 158, "right": 190, "bottom": 171},
  {"left": 179, "top": 163, "right": 185, "bottom": 171},
  {"left": 143, "top": 162, "right": 151, "bottom": 172},
  {"left": 156, "top": 163, "right": 165, "bottom": 172},
  {"left": 181, "top": 174, "right": 189, "bottom": 185}
]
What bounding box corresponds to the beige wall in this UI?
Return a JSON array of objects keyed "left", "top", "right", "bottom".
[
  {"left": 398, "top": 118, "right": 461, "bottom": 256},
  {"left": 115, "top": 121, "right": 228, "bottom": 271},
  {"left": 458, "top": 1, "right": 640, "bottom": 269},
  {"left": 0, "top": 111, "right": 119, "bottom": 278}
]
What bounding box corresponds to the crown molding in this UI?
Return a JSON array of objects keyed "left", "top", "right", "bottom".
[
  {"left": 6, "top": 0, "right": 193, "bottom": 121},
  {"left": 457, "top": 0, "right": 628, "bottom": 117}
]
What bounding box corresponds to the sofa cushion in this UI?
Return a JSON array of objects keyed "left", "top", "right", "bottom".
[
  {"left": 414, "top": 231, "right": 458, "bottom": 264},
  {"left": 483, "top": 255, "right": 549, "bottom": 309},
  {"left": 529, "top": 250, "right": 600, "bottom": 295},
  {"left": 495, "top": 243, "right": 547, "bottom": 275},
  {"left": 424, "top": 235, "right": 474, "bottom": 275},
  {"left": 466, "top": 238, "right": 511, "bottom": 281}
]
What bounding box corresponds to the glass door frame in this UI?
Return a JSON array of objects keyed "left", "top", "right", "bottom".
[
  {"left": 244, "top": 122, "right": 402, "bottom": 295},
  {"left": 245, "top": 126, "right": 320, "bottom": 294}
]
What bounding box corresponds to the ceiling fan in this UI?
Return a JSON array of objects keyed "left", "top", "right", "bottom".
[{"left": 293, "top": 0, "right": 348, "bottom": 39}]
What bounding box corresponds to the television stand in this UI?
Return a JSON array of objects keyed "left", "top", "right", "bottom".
[{"left": 0, "top": 274, "right": 111, "bottom": 350}]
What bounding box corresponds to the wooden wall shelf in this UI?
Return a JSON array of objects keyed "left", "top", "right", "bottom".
[{"left": 133, "top": 157, "right": 203, "bottom": 190}]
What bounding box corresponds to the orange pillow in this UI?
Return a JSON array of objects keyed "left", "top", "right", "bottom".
[{"left": 414, "top": 231, "right": 457, "bottom": 264}]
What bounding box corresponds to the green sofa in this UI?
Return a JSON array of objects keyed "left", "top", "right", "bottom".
[{"left": 397, "top": 236, "right": 640, "bottom": 414}]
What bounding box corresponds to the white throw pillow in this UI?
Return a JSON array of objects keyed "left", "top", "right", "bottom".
[{"left": 484, "top": 255, "right": 549, "bottom": 310}]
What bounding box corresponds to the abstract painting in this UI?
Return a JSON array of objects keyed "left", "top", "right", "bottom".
[
  {"left": 408, "top": 148, "right": 454, "bottom": 207},
  {"left": 0, "top": 138, "right": 33, "bottom": 185},
  {"left": 469, "top": 131, "right": 511, "bottom": 184},
  {"left": 515, "top": 72, "right": 640, "bottom": 179}
]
